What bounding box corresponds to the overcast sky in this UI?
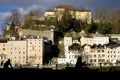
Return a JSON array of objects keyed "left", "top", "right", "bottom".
[{"left": 0, "top": 0, "right": 120, "bottom": 35}]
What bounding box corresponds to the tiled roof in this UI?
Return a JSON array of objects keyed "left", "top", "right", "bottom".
[{"left": 69, "top": 43, "right": 82, "bottom": 51}]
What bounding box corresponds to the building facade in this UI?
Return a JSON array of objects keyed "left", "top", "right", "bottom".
[
  {"left": 0, "top": 39, "right": 8, "bottom": 65},
  {"left": 7, "top": 40, "right": 27, "bottom": 65},
  {"left": 80, "top": 36, "right": 94, "bottom": 46},
  {"left": 93, "top": 37, "right": 109, "bottom": 45},
  {"left": 44, "top": 5, "right": 92, "bottom": 24},
  {"left": 84, "top": 42, "right": 120, "bottom": 67},
  {"left": 27, "top": 38, "right": 44, "bottom": 65}
]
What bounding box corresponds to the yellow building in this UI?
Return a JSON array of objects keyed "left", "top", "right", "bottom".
[
  {"left": 27, "top": 38, "right": 44, "bottom": 65},
  {"left": 7, "top": 40, "right": 27, "bottom": 65},
  {"left": 44, "top": 5, "right": 92, "bottom": 24},
  {"left": 80, "top": 36, "right": 94, "bottom": 46}
]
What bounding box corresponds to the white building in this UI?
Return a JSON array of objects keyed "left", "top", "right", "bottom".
[
  {"left": 93, "top": 37, "right": 109, "bottom": 45},
  {"left": 83, "top": 42, "right": 120, "bottom": 67},
  {"left": 66, "top": 43, "right": 82, "bottom": 65},
  {"left": 57, "top": 37, "right": 83, "bottom": 65},
  {"left": 105, "top": 43, "right": 120, "bottom": 66}
]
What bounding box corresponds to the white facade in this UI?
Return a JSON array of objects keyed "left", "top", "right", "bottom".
[
  {"left": 65, "top": 50, "right": 81, "bottom": 65},
  {"left": 93, "top": 37, "right": 109, "bottom": 45},
  {"left": 106, "top": 45, "right": 120, "bottom": 66},
  {"left": 58, "top": 37, "right": 83, "bottom": 65},
  {"left": 84, "top": 43, "right": 120, "bottom": 67}
]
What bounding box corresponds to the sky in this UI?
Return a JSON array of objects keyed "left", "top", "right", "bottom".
[{"left": 0, "top": 0, "right": 120, "bottom": 35}]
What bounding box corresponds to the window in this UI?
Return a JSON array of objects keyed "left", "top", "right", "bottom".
[
  {"left": 23, "top": 56, "right": 25, "bottom": 59},
  {"left": 114, "top": 55, "right": 116, "bottom": 58},
  {"left": 75, "top": 55, "right": 77, "bottom": 58},
  {"left": 114, "top": 51, "right": 115, "bottom": 53},
  {"left": 98, "top": 59, "right": 101, "bottom": 62},
  {"left": 90, "top": 59, "right": 93, "bottom": 62},
  {"left": 94, "top": 59, "right": 97, "bottom": 62},
  {"left": 102, "top": 55, "right": 105, "bottom": 57},
  {"left": 97, "top": 50, "right": 100, "bottom": 52},
  {"left": 94, "top": 55, "right": 96, "bottom": 57},
  {"left": 99, "top": 54, "right": 101, "bottom": 57},
  {"left": 111, "top": 55, "right": 113, "bottom": 58},
  {"left": 3, "top": 48, "right": 5, "bottom": 50},
  {"left": 69, "top": 55, "right": 71, "bottom": 59},
  {"left": 102, "top": 50, "right": 104, "bottom": 52},
  {"left": 90, "top": 55, "right": 92, "bottom": 57},
  {"left": 111, "top": 51, "right": 112, "bottom": 53},
  {"left": 102, "top": 59, "right": 105, "bottom": 62}
]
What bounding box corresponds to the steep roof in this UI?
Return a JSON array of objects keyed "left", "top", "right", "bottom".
[{"left": 69, "top": 43, "right": 82, "bottom": 51}]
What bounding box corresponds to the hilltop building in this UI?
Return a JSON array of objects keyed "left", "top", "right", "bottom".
[{"left": 44, "top": 5, "right": 92, "bottom": 24}]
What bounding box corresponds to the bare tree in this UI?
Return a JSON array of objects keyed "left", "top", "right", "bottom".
[
  {"left": 7, "top": 9, "right": 21, "bottom": 25},
  {"left": 22, "top": 9, "right": 42, "bottom": 29}
]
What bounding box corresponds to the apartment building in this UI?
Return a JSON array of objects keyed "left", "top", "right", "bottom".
[
  {"left": 106, "top": 43, "right": 120, "bottom": 66},
  {"left": 84, "top": 42, "right": 120, "bottom": 67},
  {"left": 65, "top": 43, "right": 82, "bottom": 65},
  {"left": 87, "top": 45, "right": 106, "bottom": 66},
  {"left": 27, "top": 38, "right": 44, "bottom": 65},
  {"left": 7, "top": 40, "right": 27, "bottom": 65},
  {"left": 0, "top": 36, "right": 44, "bottom": 67},
  {"left": 57, "top": 37, "right": 83, "bottom": 65}
]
